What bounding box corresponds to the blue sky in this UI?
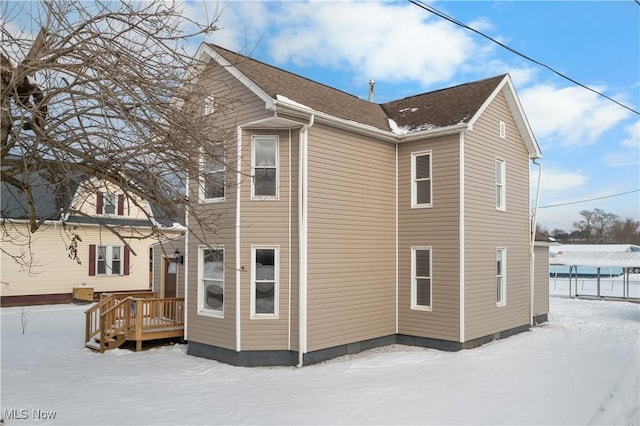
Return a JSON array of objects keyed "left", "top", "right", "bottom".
[
  {"left": 5, "top": 1, "right": 639, "bottom": 232},
  {"left": 187, "top": 0, "right": 639, "bottom": 232}
]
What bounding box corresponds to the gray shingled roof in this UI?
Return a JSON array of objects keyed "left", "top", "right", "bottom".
[
  {"left": 208, "top": 44, "right": 506, "bottom": 134},
  {"left": 382, "top": 75, "right": 506, "bottom": 131},
  {"left": 208, "top": 44, "right": 391, "bottom": 130}
]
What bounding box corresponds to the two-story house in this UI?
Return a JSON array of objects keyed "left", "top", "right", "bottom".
[
  {"left": 183, "top": 43, "right": 547, "bottom": 366},
  {"left": 1, "top": 169, "right": 184, "bottom": 306}
]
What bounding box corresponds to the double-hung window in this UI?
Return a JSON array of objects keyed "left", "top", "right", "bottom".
[
  {"left": 252, "top": 136, "right": 278, "bottom": 199},
  {"left": 251, "top": 246, "right": 278, "bottom": 318},
  {"left": 97, "top": 245, "right": 121, "bottom": 275},
  {"left": 411, "top": 151, "right": 432, "bottom": 208},
  {"left": 411, "top": 247, "right": 432, "bottom": 311},
  {"left": 496, "top": 248, "right": 506, "bottom": 307},
  {"left": 200, "top": 145, "right": 225, "bottom": 202},
  {"left": 495, "top": 158, "right": 506, "bottom": 210},
  {"left": 199, "top": 247, "right": 224, "bottom": 316}
]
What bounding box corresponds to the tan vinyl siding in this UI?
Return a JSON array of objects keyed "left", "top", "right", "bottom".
[
  {"left": 239, "top": 129, "right": 297, "bottom": 351},
  {"left": 185, "top": 61, "right": 272, "bottom": 350},
  {"left": 464, "top": 91, "right": 531, "bottom": 340},
  {"left": 397, "top": 134, "right": 461, "bottom": 341},
  {"left": 305, "top": 124, "right": 396, "bottom": 352},
  {"left": 534, "top": 245, "right": 550, "bottom": 317}
]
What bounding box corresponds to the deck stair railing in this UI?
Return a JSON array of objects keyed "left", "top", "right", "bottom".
[{"left": 84, "top": 292, "right": 183, "bottom": 353}]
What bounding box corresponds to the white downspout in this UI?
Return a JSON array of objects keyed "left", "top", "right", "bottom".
[
  {"left": 297, "top": 114, "right": 314, "bottom": 367},
  {"left": 236, "top": 126, "right": 243, "bottom": 351},
  {"left": 530, "top": 158, "right": 542, "bottom": 327}
]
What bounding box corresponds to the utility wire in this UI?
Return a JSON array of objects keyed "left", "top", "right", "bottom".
[
  {"left": 538, "top": 189, "right": 640, "bottom": 209},
  {"left": 409, "top": 0, "right": 639, "bottom": 116}
]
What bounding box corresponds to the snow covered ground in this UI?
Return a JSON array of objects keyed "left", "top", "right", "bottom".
[{"left": 1, "top": 295, "right": 639, "bottom": 425}]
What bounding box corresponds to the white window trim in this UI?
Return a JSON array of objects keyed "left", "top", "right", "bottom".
[
  {"left": 496, "top": 247, "right": 507, "bottom": 307},
  {"left": 250, "top": 245, "right": 279, "bottom": 319},
  {"left": 197, "top": 245, "right": 224, "bottom": 318},
  {"left": 96, "top": 245, "right": 122, "bottom": 276},
  {"left": 411, "top": 246, "right": 432, "bottom": 311},
  {"left": 199, "top": 146, "right": 225, "bottom": 203},
  {"left": 204, "top": 95, "right": 215, "bottom": 115},
  {"left": 411, "top": 150, "right": 433, "bottom": 209},
  {"left": 251, "top": 135, "right": 279, "bottom": 200},
  {"left": 499, "top": 121, "right": 506, "bottom": 138},
  {"left": 495, "top": 158, "right": 506, "bottom": 211}
]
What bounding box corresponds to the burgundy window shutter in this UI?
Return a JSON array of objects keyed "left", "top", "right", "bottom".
[
  {"left": 89, "top": 244, "right": 96, "bottom": 276},
  {"left": 124, "top": 246, "right": 130, "bottom": 275},
  {"left": 96, "top": 192, "right": 104, "bottom": 214},
  {"left": 117, "top": 194, "right": 125, "bottom": 216}
]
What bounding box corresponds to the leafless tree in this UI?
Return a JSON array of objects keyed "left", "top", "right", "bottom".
[
  {"left": 572, "top": 208, "right": 620, "bottom": 244},
  {"left": 1, "top": 1, "right": 234, "bottom": 268}
]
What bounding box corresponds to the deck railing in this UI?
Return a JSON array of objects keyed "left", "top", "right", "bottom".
[
  {"left": 85, "top": 291, "right": 155, "bottom": 344},
  {"left": 85, "top": 292, "right": 184, "bottom": 352}
]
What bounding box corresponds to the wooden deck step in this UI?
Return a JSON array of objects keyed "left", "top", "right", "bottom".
[{"left": 85, "top": 342, "right": 101, "bottom": 352}]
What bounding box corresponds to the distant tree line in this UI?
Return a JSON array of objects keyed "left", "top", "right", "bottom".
[{"left": 539, "top": 208, "right": 640, "bottom": 245}]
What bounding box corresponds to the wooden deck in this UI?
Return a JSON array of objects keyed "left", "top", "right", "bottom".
[{"left": 84, "top": 292, "right": 184, "bottom": 352}]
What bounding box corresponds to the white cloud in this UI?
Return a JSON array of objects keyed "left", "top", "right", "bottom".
[
  {"left": 619, "top": 120, "right": 640, "bottom": 149},
  {"left": 532, "top": 167, "right": 587, "bottom": 193},
  {"left": 520, "top": 83, "right": 630, "bottom": 149},
  {"left": 602, "top": 120, "right": 640, "bottom": 167},
  {"left": 211, "top": 1, "right": 484, "bottom": 87}
]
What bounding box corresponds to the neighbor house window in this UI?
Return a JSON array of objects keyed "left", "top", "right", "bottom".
[
  {"left": 411, "top": 151, "right": 432, "bottom": 208},
  {"left": 411, "top": 247, "right": 432, "bottom": 311},
  {"left": 251, "top": 246, "right": 278, "bottom": 318},
  {"left": 199, "top": 247, "right": 224, "bottom": 316},
  {"left": 97, "top": 192, "right": 124, "bottom": 215},
  {"left": 495, "top": 159, "right": 506, "bottom": 210},
  {"left": 252, "top": 136, "right": 278, "bottom": 199},
  {"left": 496, "top": 248, "right": 506, "bottom": 307},
  {"left": 89, "top": 245, "right": 125, "bottom": 276},
  {"left": 204, "top": 95, "right": 215, "bottom": 115},
  {"left": 200, "top": 145, "right": 225, "bottom": 202}
]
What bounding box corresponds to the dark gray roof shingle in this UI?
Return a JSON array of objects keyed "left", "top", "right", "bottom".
[{"left": 207, "top": 44, "right": 506, "bottom": 134}]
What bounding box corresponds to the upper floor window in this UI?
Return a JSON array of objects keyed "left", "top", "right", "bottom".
[
  {"left": 251, "top": 246, "right": 279, "bottom": 318},
  {"left": 252, "top": 136, "right": 278, "bottom": 199},
  {"left": 411, "top": 151, "right": 432, "bottom": 208},
  {"left": 97, "top": 192, "right": 124, "bottom": 216},
  {"left": 199, "top": 247, "right": 224, "bottom": 316},
  {"left": 204, "top": 96, "right": 215, "bottom": 115},
  {"left": 495, "top": 159, "right": 506, "bottom": 211},
  {"left": 200, "top": 145, "right": 225, "bottom": 202},
  {"left": 496, "top": 248, "right": 506, "bottom": 307},
  {"left": 89, "top": 244, "right": 129, "bottom": 276},
  {"left": 411, "top": 247, "right": 432, "bottom": 311}
]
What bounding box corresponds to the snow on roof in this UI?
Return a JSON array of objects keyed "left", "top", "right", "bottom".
[
  {"left": 550, "top": 250, "right": 640, "bottom": 268},
  {"left": 550, "top": 244, "right": 640, "bottom": 254}
]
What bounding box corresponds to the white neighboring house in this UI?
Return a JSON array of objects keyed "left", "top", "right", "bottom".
[{"left": 1, "top": 171, "right": 184, "bottom": 307}]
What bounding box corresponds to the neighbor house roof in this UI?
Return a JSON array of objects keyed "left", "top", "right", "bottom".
[
  {"left": 204, "top": 44, "right": 541, "bottom": 158},
  {"left": 1, "top": 165, "right": 183, "bottom": 228}
]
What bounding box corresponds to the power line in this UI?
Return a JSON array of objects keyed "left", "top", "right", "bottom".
[
  {"left": 409, "top": 0, "right": 639, "bottom": 116},
  {"left": 539, "top": 189, "right": 640, "bottom": 209}
]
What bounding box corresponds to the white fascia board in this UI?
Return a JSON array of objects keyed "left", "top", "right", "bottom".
[
  {"left": 274, "top": 97, "right": 468, "bottom": 144},
  {"left": 202, "top": 44, "right": 275, "bottom": 111},
  {"left": 468, "top": 75, "right": 542, "bottom": 159}
]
